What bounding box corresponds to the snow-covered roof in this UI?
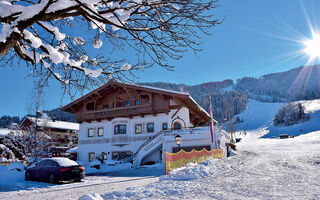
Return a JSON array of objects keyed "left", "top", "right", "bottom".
[
  {"left": 43, "top": 157, "right": 79, "bottom": 167},
  {"left": 25, "top": 117, "right": 79, "bottom": 131},
  {"left": 67, "top": 146, "right": 78, "bottom": 153},
  {"left": 134, "top": 83, "right": 189, "bottom": 95},
  {"left": 0, "top": 128, "right": 11, "bottom": 138}
]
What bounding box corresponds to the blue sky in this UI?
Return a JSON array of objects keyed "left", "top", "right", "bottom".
[{"left": 1, "top": 0, "right": 319, "bottom": 117}]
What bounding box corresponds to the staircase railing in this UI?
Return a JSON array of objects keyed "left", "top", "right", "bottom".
[{"left": 133, "top": 130, "right": 166, "bottom": 159}]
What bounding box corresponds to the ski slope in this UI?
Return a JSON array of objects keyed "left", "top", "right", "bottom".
[{"left": 233, "top": 99, "right": 320, "bottom": 138}]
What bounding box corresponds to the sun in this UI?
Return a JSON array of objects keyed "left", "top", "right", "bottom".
[{"left": 303, "top": 33, "right": 320, "bottom": 59}]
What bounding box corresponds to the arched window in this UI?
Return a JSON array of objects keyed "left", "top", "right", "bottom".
[{"left": 173, "top": 122, "right": 182, "bottom": 130}]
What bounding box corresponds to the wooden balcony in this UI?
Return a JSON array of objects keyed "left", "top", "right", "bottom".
[{"left": 75, "top": 104, "right": 156, "bottom": 122}]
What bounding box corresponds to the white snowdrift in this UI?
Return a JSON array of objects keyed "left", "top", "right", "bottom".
[
  {"left": 159, "top": 159, "right": 216, "bottom": 181},
  {"left": 78, "top": 193, "right": 104, "bottom": 200},
  {"left": 0, "top": 162, "right": 25, "bottom": 191}
]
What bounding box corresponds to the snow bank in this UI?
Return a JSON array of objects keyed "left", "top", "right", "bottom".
[
  {"left": 94, "top": 159, "right": 220, "bottom": 199},
  {"left": 0, "top": 162, "right": 25, "bottom": 191},
  {"left": 78, "top": 193, "right": 104, "bottom": 200},
  {"left": 159, "top": 159, "right": 215, "bottom": 181}
]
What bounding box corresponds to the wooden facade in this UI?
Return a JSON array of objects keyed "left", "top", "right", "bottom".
[{"left": 62, "top": 80, "right": 210, "bottom": 126}]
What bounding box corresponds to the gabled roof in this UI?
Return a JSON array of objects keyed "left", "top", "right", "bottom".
[
  {"left": 61, "top": 80, "right": 211, "bottom": 125},
  {"left": 61, "top": 80, "right": 190, "bottom": 112}
]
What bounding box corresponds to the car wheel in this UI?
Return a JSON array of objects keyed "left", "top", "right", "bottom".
[
  {"left": 48, "top": 174, "right": 56, "bottom": 184},
  {"left": 25, "top": 172, "right": 31, "bottom": 181},
  {"left": 74, "top": 178, "right": 81, "bottom": 182}
]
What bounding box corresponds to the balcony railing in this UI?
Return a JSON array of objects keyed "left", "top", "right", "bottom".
[{"left": 75, "top": 104, "right": 154, "bottom": 121}]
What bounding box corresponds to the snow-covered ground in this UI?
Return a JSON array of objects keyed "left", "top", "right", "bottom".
[
  {"left": 0, "top": 164, "right": 162, "bottom": 200},
  {"left": 1, "top": 99, "right": 320, "bottom": 200},
  {"left": 234, "top": 99, "right": 320, "bottom": 138},
  {"left": 74, "top": 129, "right": 320, "bottom": 200}
]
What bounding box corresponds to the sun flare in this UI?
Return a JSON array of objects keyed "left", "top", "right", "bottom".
[{"left": 303, "top": 33, "right": 320, "bottom": 59}]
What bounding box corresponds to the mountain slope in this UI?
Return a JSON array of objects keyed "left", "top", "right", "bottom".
[
  {"left": 236, "top": 64, "right": 320, "bottom": 101},
  {"left": 233, "top": 99, "right": 320, "bottom": 138}
]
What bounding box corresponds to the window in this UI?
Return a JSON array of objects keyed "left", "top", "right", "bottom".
[
  {"left": 162, "top": 123, "right": 168, "bottom": 130},
  {"left": 98, "top": 128, "right": 104, "bottom": 137},
  {"left": 101, "top": 152, "right": 107, "bottom": 160},
  {"left": 89, "top": 152, "right": 95, "bottom": 162},
  {"left": 135, "top": 124, "right": 142, "bottom": 134},
  {"left": 114, "top": 125, "right": 126, "bottom": 135},
  {"left": 173, "top": 122, "right": 182, "bottom": 130},
  {"left": 51, "top": 161, "right": 59, "bottom": 167},
  {"left": 135, "top": 99, "right": 142, "bottom": 105},
  {"left": 124, "top": 101, "right": 130, "bottom": 107},
  {"left": 147, "top": 123, "right": 154, "bottom": 133},
  {"left": 46, "top": 160, "right": 59, "bottom": 167},
  {"left": 88, "top": 128, "right": 94, "bottom": 137},
  {"left": 103, "top": 104, "right": 108, "bottom": 110},
  {"left": 38, "top": 160, "right": 48, "bottom": 166}
]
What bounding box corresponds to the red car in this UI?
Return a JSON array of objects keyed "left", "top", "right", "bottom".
[{"left": 25, "top": 157, "right": 85, "bottom": 183}]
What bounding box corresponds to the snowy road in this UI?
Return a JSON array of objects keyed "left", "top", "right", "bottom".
[
  {"left": 1, "top": 176, "right": 158, "bottom": 200},
  {"left": 0, "top": 168, "right": 161, "bottom": 200},
  {"left": 98, "top": 130, "right": 320, "bottom": 200}
]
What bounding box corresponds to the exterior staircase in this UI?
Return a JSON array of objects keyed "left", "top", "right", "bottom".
[{"left": 133, "top": 130, "right": 165, "bottom": 167}]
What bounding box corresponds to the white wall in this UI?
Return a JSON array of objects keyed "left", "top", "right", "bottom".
[{"left": 77, "top": 103, "right": 192, "bottom": 164}]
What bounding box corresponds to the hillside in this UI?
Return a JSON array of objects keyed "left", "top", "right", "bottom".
[
  {"left": 142, "top": 80, "right": 248, "bottom": 122},
  {"left": 2, "top": 64, "right": 320, "bottom": 126},
  {"left": 232, "top": 99, "right": 320, "bottom": 138},
  {"left": 236, "top": 64, "right": 320, "bottom": 102},
  {"left": 142, "top": 64, "right": 320, "bottom": 122}
]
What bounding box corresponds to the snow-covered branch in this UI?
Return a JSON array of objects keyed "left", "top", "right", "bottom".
[{"left": 0, "top": 0, "right": 221, "bottom": 95}]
